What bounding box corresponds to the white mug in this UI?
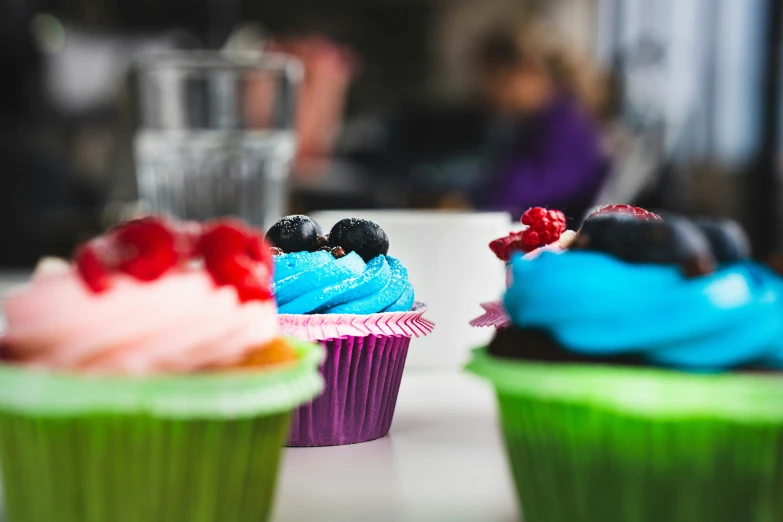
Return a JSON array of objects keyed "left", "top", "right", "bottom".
[{"left": 311, "top": 210, "right": 512, "bottom": 369}]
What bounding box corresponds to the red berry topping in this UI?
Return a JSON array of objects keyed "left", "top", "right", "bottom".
[
  {"left": 71, "top": 215, "right": 273, "bottom": 303},
  {"left": 74, "top": 243, "right": 112, "bottom": 292},
  {"left": 199, "top": 220, "right": 272, "bottom": 266},
  {"left": 199, "top": 221, "right": 252, "bottom": 259},
  {"left": 114, "top": 217, "right": 180, "bottom": 281},
  {"left": 199, "top": 220, "right": 273, "bottom": 303},
  {"left": 587, "top": 204, "right": 661, "bottom": 221},
  {"left": 489, "top": 231, "right": 526, "bottom": 262},
  {"left": 519, "top": 207, "right": 567, "bottom": 252},
  {"left": 489, "top": 207, "right": 568, "bottom": 260},
  {"left": 209, "top": 256, "right": 272, "bottom": 302}
]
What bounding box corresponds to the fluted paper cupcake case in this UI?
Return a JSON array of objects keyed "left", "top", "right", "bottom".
[
  {"left": 0, "top": 339, "right": 324, "bottom": 522},
  {"left": 279, "top": 302, "right": 434, "bottom": 446},
  {"left": 470, "top": 300, "right": 510, "bottom": 329},
  {"left": 466, "top": 347, "right": 783, "bottom": 522}
]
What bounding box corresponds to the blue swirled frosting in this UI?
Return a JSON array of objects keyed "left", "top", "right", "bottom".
[
  {"left": 503, "top": 251, "right": 783, "bottom": 371},
  {"left": 273, "top": 251, "right": 415, "bottom": 314}
]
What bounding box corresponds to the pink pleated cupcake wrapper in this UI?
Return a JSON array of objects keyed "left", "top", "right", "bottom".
[
  {"left": 277, "top": 302, "right": 434, "bottom": 342},
  {"left": 280, "top": 303, "right": 432, "bottom": 447},
  {"left": 288, "top": 334, "right": 411, "bottom": 446},
  {"left": 470, "top": 301, "right": 511, "bottom": 329}
]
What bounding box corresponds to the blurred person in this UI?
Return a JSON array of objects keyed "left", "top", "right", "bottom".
[{"left": 471, "top": 19, "right": 610, "bottom": 222}]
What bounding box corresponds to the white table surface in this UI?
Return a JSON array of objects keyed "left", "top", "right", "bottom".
[
  {"left": 275, "top": 370, "right": 518, "bottom": 522},
  {"left": 0, "top": 273, "right": 520, "bottom": 522}
]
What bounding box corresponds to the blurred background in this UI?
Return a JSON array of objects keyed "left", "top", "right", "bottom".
[{"left": 0, "top": 0, "right": 781, "bottom": 267}]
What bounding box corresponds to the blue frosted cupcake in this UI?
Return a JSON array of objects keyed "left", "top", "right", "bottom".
[
  {"left": 267, "top": 216, "right": 432, "bottom": 446},
  {"left": 467, "top": 212, "right": 783, "bottom": 522}
]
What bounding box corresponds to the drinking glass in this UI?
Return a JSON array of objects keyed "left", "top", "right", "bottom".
[{"left": 134, "top": 51, "right": 301, "bottom": 228}]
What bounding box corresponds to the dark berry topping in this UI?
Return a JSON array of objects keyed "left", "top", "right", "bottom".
[
  {"left": 265, "top": 215, "right": 322, "bottom": 253},
  {"left": 572, "top": 214, "right": 716, "bottom": 277},
  {"left": 693, "top": 217, "right": 750, "bottom": 263},
  {"left": 330, "top": 246, "right": 347, "bottom": 259},
  {"left": 328, "top": 218, "right": 389, "bottom": 262}
]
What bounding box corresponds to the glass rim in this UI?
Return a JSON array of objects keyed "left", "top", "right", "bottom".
[{"left": 133, "top": 49, "right": 302, "bottom": 78}]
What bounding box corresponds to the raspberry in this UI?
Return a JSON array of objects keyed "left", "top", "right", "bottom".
[
  {"left": 204, "top": 254, "right": 248, "bottom": 285},
  {"left": 198, "top": 220, "right": 251, "bottom": 259},
  {"left": 489, "top": 207, "right": 568, "bottom": 260},
  {"left": 114, "top": 217, "right": 180, "bottom": 281},
  {"left": 200, "top": 220, "right": 274, "bottom": 303},
  {"left": 518, "top": 207, "right": 567, "bottom": 252},
  {"left": 74, "top": 243, "right": 112, "bottom": 292},
  {"left": 199, "top": 220, "right": 272, "bottom": 264},
  {"left": 587, "top": 204, "right": 661, "bottom": 221},
  {"left": 489, "top": 231, "right": 526, "bottom": 262},
  {"left": 207, "top": 255, "right": 273, "bottom": 302},
  {"left": 235, "top": 279, "right": 274, "bottom": 303},
  {"left": 71, "top": 215, "right": 273, "bottom": 303}
]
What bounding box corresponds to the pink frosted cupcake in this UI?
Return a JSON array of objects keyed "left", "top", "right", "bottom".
[
  {"left": 266, "top": 215, "right": 433, "bottom": 446},
  {"left": 0, "top": 216, "right": 324, "bottom": 522}
]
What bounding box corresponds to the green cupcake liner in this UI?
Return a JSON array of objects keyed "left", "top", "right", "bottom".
[
  {"left": 467, "top": 347, "right": 783, "bottom": 522},
  {"left": 0, "top": 411, "right": 290, "bottom": 522},
  {"left": 0, "top": 340, "right": 324, "bottom": 522}
]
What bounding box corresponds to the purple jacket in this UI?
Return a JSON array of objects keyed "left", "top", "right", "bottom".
[{"left": 477, "top": 95, "right": 610, "bottom": 221}]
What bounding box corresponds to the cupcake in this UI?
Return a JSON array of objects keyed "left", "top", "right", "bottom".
[
  {"left": 266, "top": 215, "right": 433, "bottom": 446},
  {"left": 0, "top": 216, "right": 324, "bottom": 522},
  {"left": 471, "top": 205, "right": 658, "bottom": 328},
  {"left": 466, "top": 211, "right": 783, "bottom": 522}
]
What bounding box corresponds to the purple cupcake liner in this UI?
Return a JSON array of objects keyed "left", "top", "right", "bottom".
[{"left": 288, "top": 334, "right": 411, "bottom": 447}]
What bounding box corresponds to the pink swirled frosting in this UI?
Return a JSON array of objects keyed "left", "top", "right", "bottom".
[{"left": 2, "top": 263, "right": 280, "bottom": 375}]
